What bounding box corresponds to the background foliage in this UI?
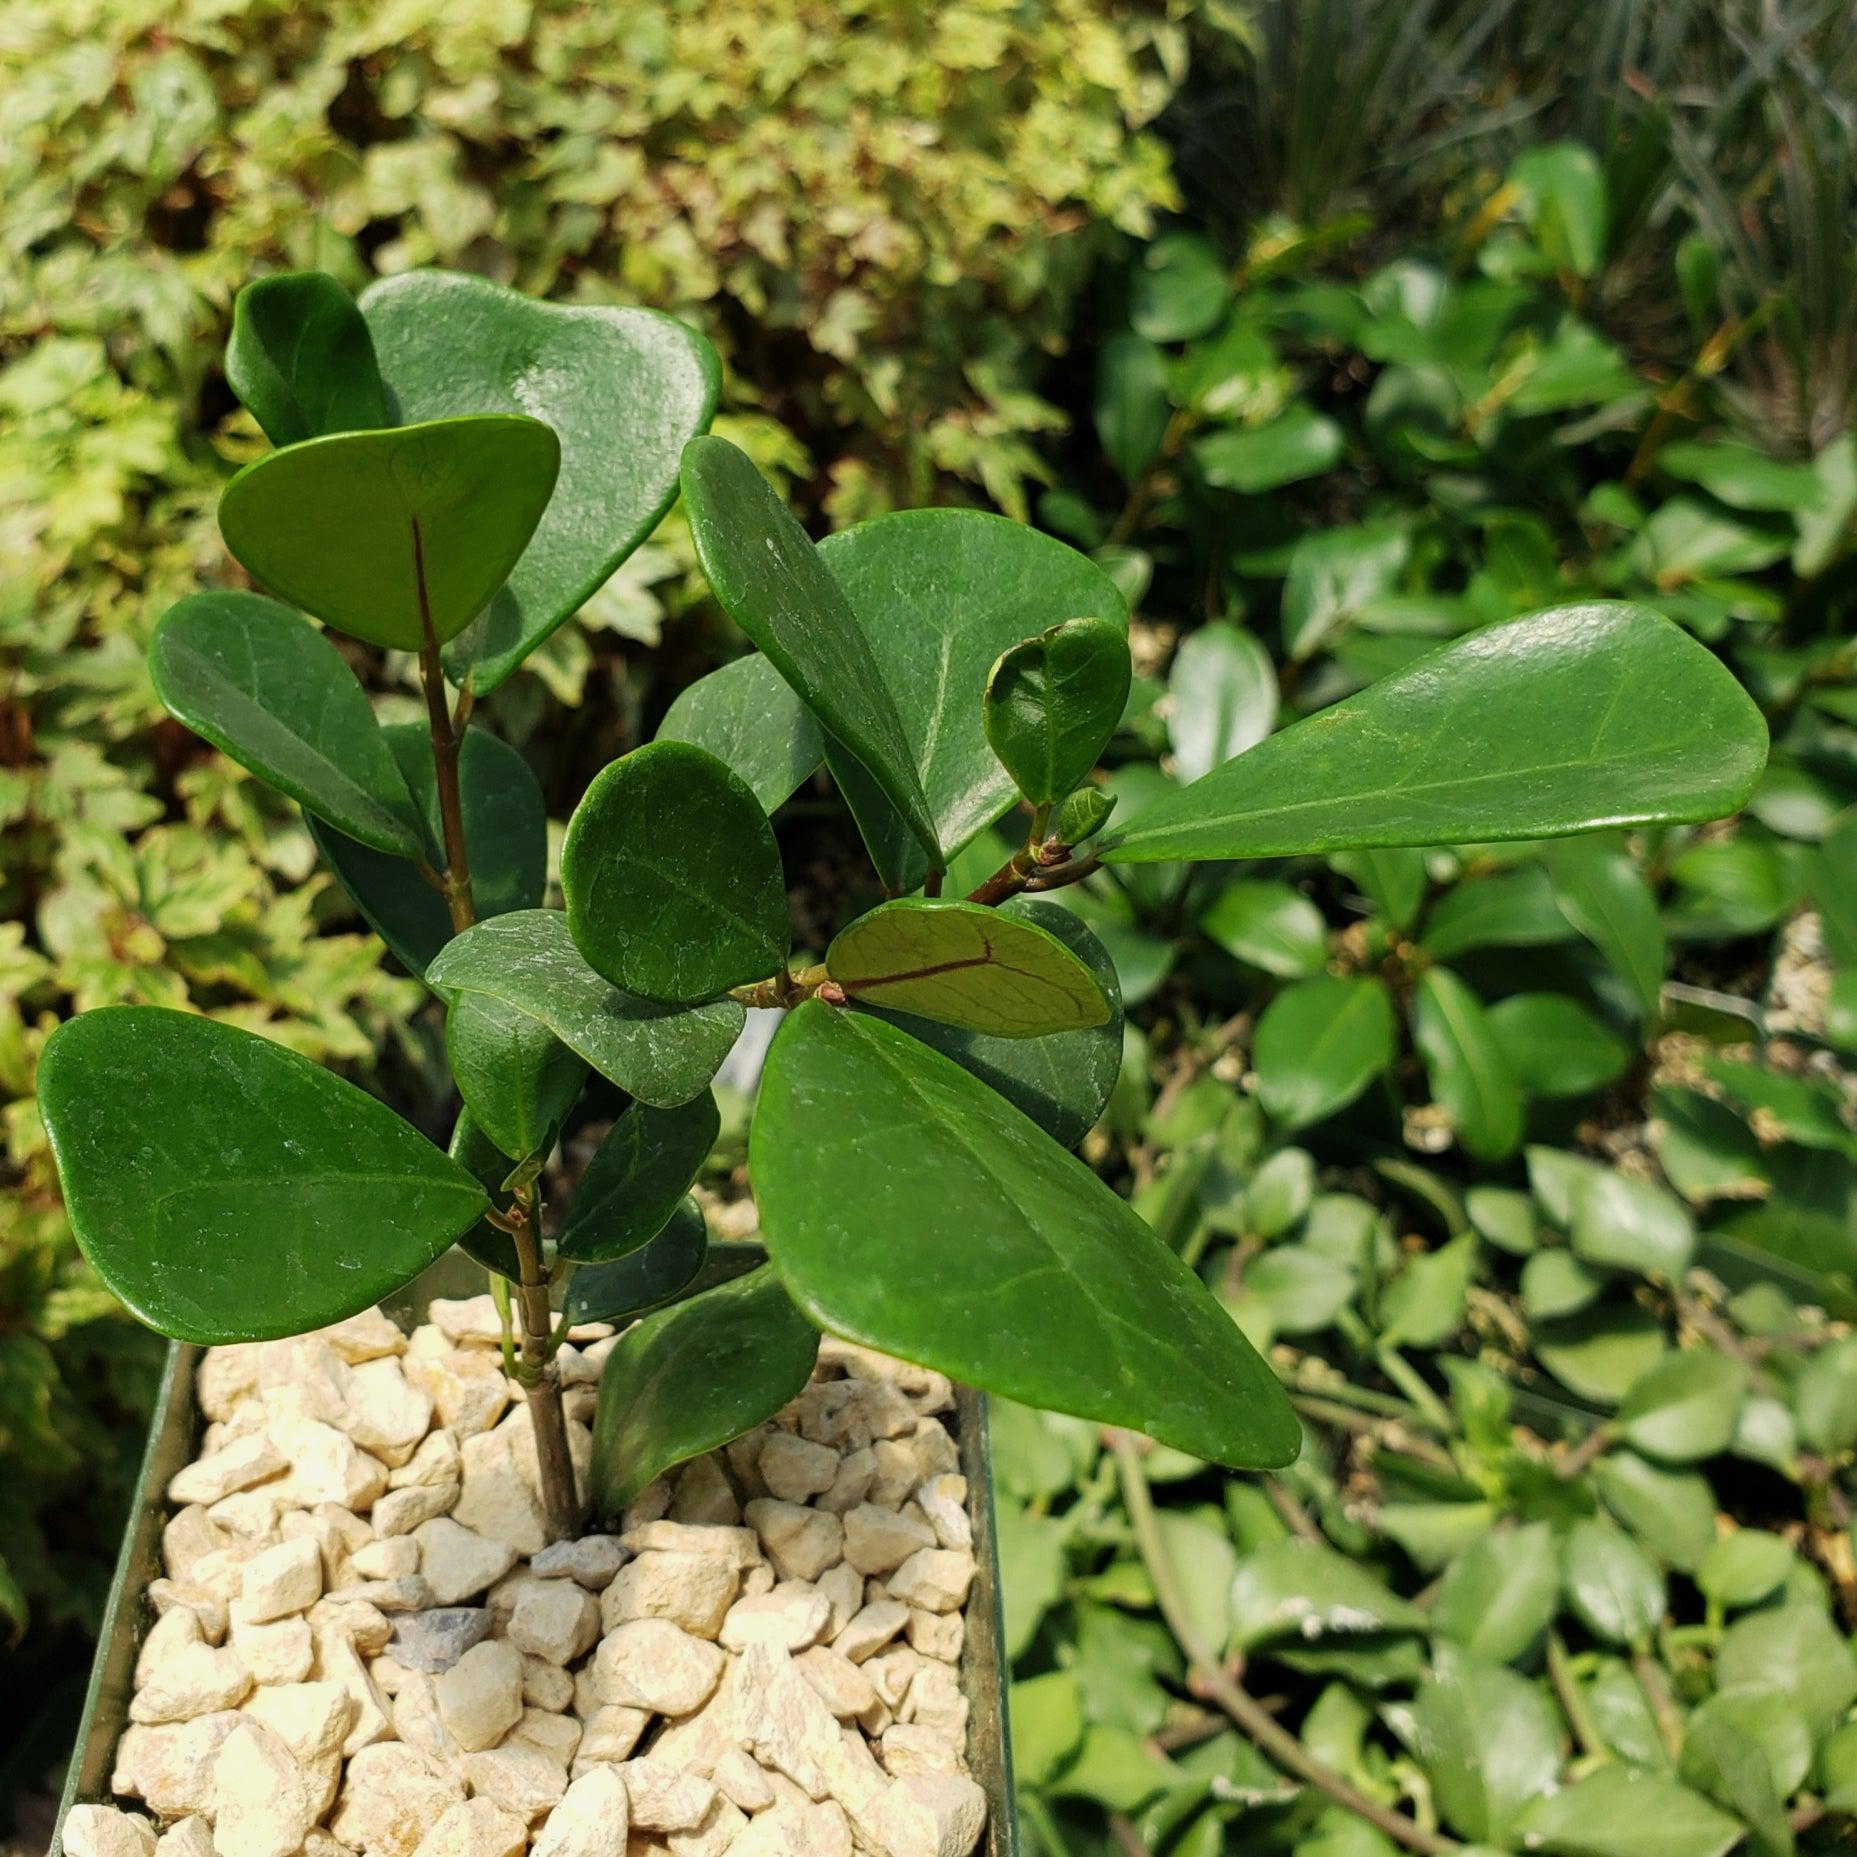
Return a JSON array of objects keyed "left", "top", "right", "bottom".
[{"left": 8, "top": 0, "right": 1857, "bottom": 1851}]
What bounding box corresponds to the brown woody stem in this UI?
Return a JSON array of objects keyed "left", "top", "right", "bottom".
[{"left": 510, "top": 1181, "right": 581, "bottom": 1540}]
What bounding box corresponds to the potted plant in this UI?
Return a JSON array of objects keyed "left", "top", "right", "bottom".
[{"left": 40, "top": 269, "right": 1767, "bottom": 1857}]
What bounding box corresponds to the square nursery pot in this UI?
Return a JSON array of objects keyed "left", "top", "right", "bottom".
[{"left": 51, "top": 1253, "right": 1020, "bottom": 1857}]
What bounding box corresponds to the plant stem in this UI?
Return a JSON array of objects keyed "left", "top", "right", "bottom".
[
  {"left": 510, "top": 1180, "right": 581, "bottom": 1540},
  {"left": 1631, "top": 1645, "right": 1683, "bottom": 1762},
  {"left": 1546, "top": 1630, "right": 1606, "bottom": 1760},
  {"left": 413, "top": 518, "right": 475, "bottom": 934},
  {"left": 410, "top": 519, "right": 575, "bottom": 1537},
  {"left": 1110, "top": 1433, "right": 1459, "bottom": 1856}
]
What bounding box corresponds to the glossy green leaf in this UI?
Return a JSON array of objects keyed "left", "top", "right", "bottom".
[
  {"left": 1570, "top": 1168, "right": 1695, "bottom": 1280},
  {"left": 1380, "top": 1235, "right": 1475, "bottom": 1348},
  {"left": 984, "top": 618, "right": 1131, "bottom": 807},
  {"left": 1522, "top": 1249, "right": 1606, "bottom": 1319},
  {"left": 1131, "top": 233, "right": 1230, "bottom": 342},
  {"left": 1487, "top": 993, "right": 1631, "bottom": 1097},
  {"left": 362, "top": 270, "right": 720, "bottom": 691},
  {"left": 225, "top": 270, "right": 388, "bottom": 447},
  {"left": 38, "top": 1008, "right": 486, "bottom": 1343},
  {"left": 587, "top": 1266, "right": 819, "bottom": 1516},
  {"left": 1594, "top": 1452, "right": 1717, "bottom": 1571},
  {"left": 752, "top": 1003, "right": 1298, "bottom": 1467},
  {"left": 1512, "top": 142, "right": 1609, "bottom": 277},
  {"left": 1229, "top": 1539, "right": 1423, "bottom": 1649},
  {"left": 1618, "top": 1351, "right": 1745, "bottom": 1462},
  {"left": 1281, "top": 520, "right": 1410, "bottom": 661},
  {"left": 1409, "top": 1643, "right": 1560, "bottom": 1845},
  {"left": 556, "top": 1094, "right": 718, "bottom": 1263},
  {"left": 1535, "top": 1302, "right": 1666, "bottom": 1405},
  {"left": 1562, "top": 1517, "right": 1665, "bottom": 1645},
  {"left": 679, "top": 436, "right": 941, "bottom": 864},
  {"left": 814, "top": 505, "right": 1127, "bottom": 884},
  {"left": 1432, "top": 1522, "right": 1559, "bottom": 1663},
  {"left": 1696, "top": 1531, "right": 1795, "bottom": 1610},
  {"left": 1095, "top": 333, "right": 1171, "bottom": 482},
  {"left": 1194, "top": 403, "right": 1343, "bottom": 494},
  {"left": 561, "top": 740, "right": 789, "bottom": 1005},
  {"left": 1200, "top": 880, "right": 1328, "bottom": 978},
  {"left": 307, "top": 723, "right": 546, "bottom": 979},
  {"left": 447, "top": 1108, "right": 521, "bottom": 1282},
  {"left": 219, "top": 415, "right": 561, "bottom": 652},
  {"left": 827, "top": 898, "right": 1110, "bottom": 1037},
  {"left": 656, "top": 654, "right": 823, "bottom": 815},
  {"left": 866, "top": 897, "right": 1122, "bottom": 1148},
  {"left": 150, "top": 591, "right": 422, "bottom": 857},
  {"left": 445, "top": 990, "right": 587, "bottom": 1162},
  {"left": 1660, "top": 439, "right": 1824, "bottom": 513},
  {"left": 1514, "top": 1766, "right": 1740, "bottom": 1857},
  {"left": 1103, "top": 604, "right": 1767, "bottom": 864},
  {"left": 424, "top": 910, "right": 743, "bottom": 1109},
  {"left": 1253, "top": 976, "right": 1396, "bottom": 1130},
  {"left": 1467, "top": 1185, "right": 1540, "bottom": 1256},
  {"left": 1718, "top": 1605, "right": 1857, "bottom": 1741},
  {"left": 1680, "top": 1687, "right": 1805, "bottom": 1857},
  {"left": 1547, "top": 839, "right": 1666, "bottom": 1015},
  {"left": 1168, "top": 622, "right": 1277, "bottom": 784},
  {"left": 563, "top": 1203, "right": 737, "bottom": 1326},
  {"left": 1331, "top": 846, "right": 1429, "bottom": 932},
  {"left": 1419, "top": 866, "right": 1576, "bottom": 961},
  {"left": 1010, "top": 1672, "right": 1086, "bottom": 1789},
  {"left": 1412, "top": 968, "right": 1523, "bottom": 1162}
]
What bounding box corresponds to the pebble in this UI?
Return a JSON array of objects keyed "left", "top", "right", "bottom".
[
  {"left": 592, "top": 1620, "right": 724, "bottom": 1715},
  {"left": 743, "top": 1501, "right": 843, "bottom": 1583},
  {"left": 387, "top": 1607, "right": 492, "bottom": 1674},
  {"left": 416, "top": 1518, "right": 518, "bottom": 1606},
  {"left": 459, "top": 1745, "right": 569, "bottom": 1821},
  {"left": 842, "top": 1504, "right": 935, "bottom": 1577},
  {"left": 886, "top": 1549, "right": 976, "bottom": 1615},
  {"left": 409, "top": 1800, "right": 527, "bottom": 1857},
  {"left": 601, "top": 1552, "right": 739, "bottom": 1640},
  {"left": 617, "top": 1761, "right": 716, "bottom": 1832},
  {"left": 531, "top": 1767, "right": 630, "bottom": 1857},
  {"left": 528, "top": 1536, "right": 626, "bottom": 1589},
  {"left": 508, "top": 1580, "right": 601, "bottom": 1666},
  {"left": 241, "top": 1537, "right": 323, "bottom": 1623},
  {"left": 62, "top": 1806, "right": 156, "bottom": 1857},
  {"left": 209, "top": 1720, "right": 317, "bottom": 1857},
  {"left": 434, "top": 1639, "right": 523, "bottom": 1752}
]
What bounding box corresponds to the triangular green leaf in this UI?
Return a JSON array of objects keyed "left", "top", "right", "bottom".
[
  {"left": 219, "top": 414, "right": 560, "bottom": 652},
  {"left": 984, "top": 617, "right": 1131, "bottom": 807},
  {"left": 751, "top": 1003, "right": 1298, "bottom": 1467},
  {"left": 827, "top": 898, "right": 1110, "bottom": 1038},
  {"left": 588, "top": 1265, "right": 819, "bottom": 1516},
  {"left": 561, "top": 740, "right": 790, "bottom": 1005},
  {"left": 151, "top": 591, "right": 423, "bottom": 857},
  {"left": 38, "top": 1008, "right": 486, "bottom": 1342},
  {"left": 1104, "top": 603, "right": 1766, "bottom": 863},
  {"left": 225, "top": 270, "right": 388, "bottom": 448},
  {"left": 679, "top": 435, "right": 942, "bottom": 866},
  {"left": 361, "top": 271, "right": 720, "bottom": 692},
  {"left": 424, "top": 909, "right": 743, "bottom": 1108}
]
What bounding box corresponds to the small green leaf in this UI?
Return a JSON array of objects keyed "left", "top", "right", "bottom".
[
  {"left": 1432, "top": 1523, "right": 1559, "bottom": 1663},
  {"left": 588, "top": 1266, "right": 819, "bottom": 1516},
  {"left": 219, "top": 415, "right": 561, "bottom": 652},
  {"left": 1696, "top": 1531, "right": 1795, "bottom": 1610},
  {"left": 1200, "top": 880, "right": 1328, "bottom": 978},
  {"left": 38, "top": 1008, "right": 486, "bottom": 1343},
  {"left": 1380, "top": 1236, "right": 1475, "bottom": 1348},
  {"left": 1793, "top": 1335, "right": 1857, "bottom": 1453},
  {"left": 827, "top": 899, "right": 1109, "bottom": 1038},
  {"left": 424, "top": 910, "right": 743, "bottom": 1109},
  {"left": 561, "top": 741, "right": 789, "bottom": 1005},
  {"left": 1571, "top": 1168, "right": 1696, "bottom": 1280},
  {"left": 447, "top": 1109, "right": 521, "bottom": 1282},
  {"left": 1229, "top": 1538, "right": 1423, "bottom": 1650},
  {"left": 679, "top": 436, "right": 941, "bottom": 864},
  {"left": 1659, "top": 439, "right": 1824, "bottom": 513},
  {"left": 1717, "top": 1605, "right": 1857, "bottom": 1741},
  {"left": 1168, "top": 622, "right": 1277, "bottom": 783},
  {"left": 1547, "top": 839, "right": 1666, "bottom": 1015},
  {"left": 1514, "top": 1765, "right": 1740, "bottom": 1857},
  {"left": 1103, "top": 604, "right": 1767, "bottom": 864},
  {"left": 1680, "top": 1686, "right": 1805, "bottom": 1857},
  {"left": 1594, "top": 1452, "right": 1718, "bottom": 1571},
  {"left": 1409, "top": 1643, "right": 1561, "bottom": 1845},
  {"left": 225, "top": 270, "right": 388, "bottom": 447},
  {"left": 446, "top": 990, "right": 587, "bottom": 1163},
  {"left": 752, "top": 1003, "right": 1298, "bottom": 1467},
  {"left": 1562, "top": 1517, "right": 1666, "bottom": 1645},
  {"left": 984, "top": 618, "right": 1131, "bottom": 807},
  {"left": 1095, "top": 333, "right": 1171, "bottom": 482},
  {"left": 1131, "top": 233, "right": 1230, "bottom": 342},
  {"left": 1419, "top": 865, "right": 1576, "bottom": 962},
  {"left": 1487, "top": 993, "right": 1631, "bottom": 1097},
  {"left": 1535, "top": 1302, "right": 1666, "bottom": 1405},
  {"left": 556, "top": 1095, "right": 719, "bottom": 1263},
  {"left": 150, "top": 592, "right": 423, "bottom": 857},
  {"left": 1194, "top": 404, "right": 1344, "bottom": 494},
  {"left": 362, "top": 271, "right": 720, "bottom": 692},
  {"left": 1412, "top": 968, "right": 1523, "bottom": 1162},
  {"left": 563, "top": 1203, "right": 735, "bottom": 1326},
  {"left": 1253, "top": 976, "right": 1396, "bottom": 1130},
  {"left": 1522, "top": 1249, "right": 1606, "bottom": 1319},
  {"left": 865, "top": 897, "right": 1123, "bottom": 1148},
  {"left": 1467, "top": 1185, "right": 1539, "bottom": 1256},
  {"left": 307, "top": 723, "right": 546, "bottom": 980},
  {"left": 1010, "top": 1671, "right": 1085, "bottom": 1788},
  {"left": 656, "top": 654, "right": 823, "bottom": 815},
  {"left": 1511, "top": 142, "right": 1609, "bottom": 278},
  {"left": 1618, "top": 1349, "right": 1744, "bottom": 1462}
]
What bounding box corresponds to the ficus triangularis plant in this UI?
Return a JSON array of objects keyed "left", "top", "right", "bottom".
[{"left": 36, "top": 270, "right": 1770, "bottom": 1542}]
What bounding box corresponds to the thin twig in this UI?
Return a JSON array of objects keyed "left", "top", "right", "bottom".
[{"left": 1111, "top": 1433, "right": 1458, "bottom": 1855}]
